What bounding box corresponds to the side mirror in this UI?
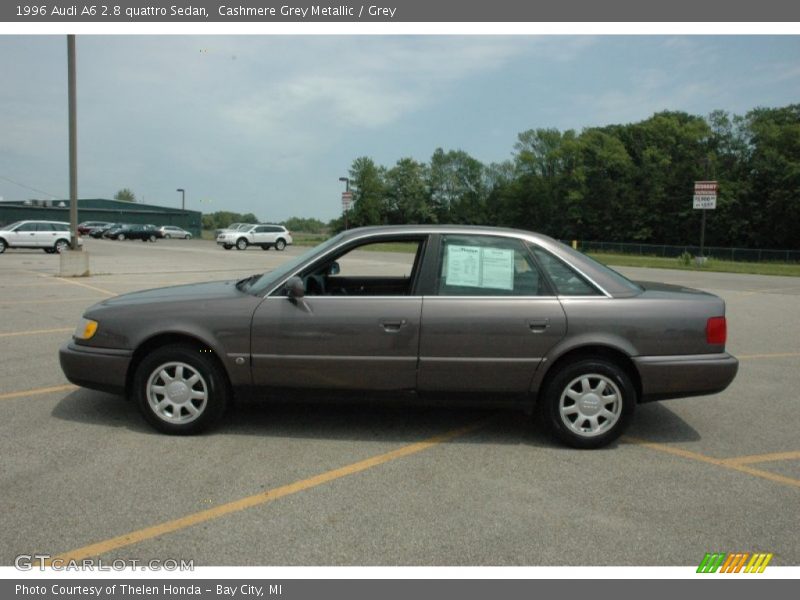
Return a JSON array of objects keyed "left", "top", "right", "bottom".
[
  {"left": 286, "top": 276, "right": 305, "bottom": 299},
  {"left": 328, "top": 261, "right": 341, "bottom": 276}
]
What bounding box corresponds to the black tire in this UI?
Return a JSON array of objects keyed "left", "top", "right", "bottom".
[
  {"left": 223, "top": 244, "right": 232, "bottom": 250},
  {"left": 0, "top": 239, "right": 6, "bottom": 254},
  {"left": 540, "top": 358, "right": 636, "bottom": 449},
  {"left": 117, "top": 233, "right": 125, "bottom": 241},
  {"left": 132, "top": 344, "right": 229, "bottom": 435},
  {"left": 236, "top": 238, "right": 248, "bottom": 251},
  {"left": 43, "top": 248, "right": 53, "bottom": 253},
  {"left": 275, "top": 238, "right": 286, "bottom": 251},
  {"left": 54, "top": 239, "right": 70, "bottom": 254},
  {"left": 261, "top": 245, "right": 270, "bottom": 251}
]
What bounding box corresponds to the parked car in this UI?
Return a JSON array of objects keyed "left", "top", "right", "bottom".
[
  {"left": 157, "top": 225, "right": 192, "bottom": 239},
  {"left": 60, "top": 225, "right": 738, "bottom": 447},
  {"left": 216, "top": 224, "right": 293, "bottom": 251},
  {"left": 77, "top": 221, "right": 113, "bottom": 235},
  {"left": 90, "top": 223, "right": 122, "bottom": 238},
  {"left": 214, "top": 222, "right": 254, "bottom": 238},
  {"left": 106, "top": 224, "right": 158, "bottom": 242},
  {"left": 0, "top": 220, "right": 82, "bottom": 254}
]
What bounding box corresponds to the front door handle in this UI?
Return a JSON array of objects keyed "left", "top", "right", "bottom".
[
  {"left": 528, "top": 318, "right": 550, "bottom": 332},
  {"left": 380, "top": 319, "right": 407, "bottom": 332}
]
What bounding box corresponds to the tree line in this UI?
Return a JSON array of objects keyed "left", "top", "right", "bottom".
[{"left": 338, "top": 104, "right": 800, "bottom": 250}]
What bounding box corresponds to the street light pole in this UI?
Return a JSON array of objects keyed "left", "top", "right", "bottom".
[
  {"left": 176, "top": 188, "right": 185, "bottom": 211},
  {"left": 338, "top": 177, "right": 350, "bottom": 230}
]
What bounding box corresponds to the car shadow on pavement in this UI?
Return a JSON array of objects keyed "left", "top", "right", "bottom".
[
  {"left": 50, "top": 389, "right": 700, "bottom": 446},
  {"left": 628, "top": 402, "right": 702, "bottom": 443}
]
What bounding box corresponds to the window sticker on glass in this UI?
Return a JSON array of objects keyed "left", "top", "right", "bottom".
[
  {"left": 445, "top": 245, "right": 481, "bottom": 287},
  {"left": 445, "top": 245, "right": 514, "bottom": 290},
  {"left": 480, "top": 247, "right": 514, "bottom": 290}
]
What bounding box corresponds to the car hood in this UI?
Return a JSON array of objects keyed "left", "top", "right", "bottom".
[{"left": 94, "top": 280, "right": 245, "bottom": 308}]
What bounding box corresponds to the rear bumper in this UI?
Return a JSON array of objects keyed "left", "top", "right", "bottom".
[
  {"left": 634, "top": 352, "right": 738, "bottom": 402},
  {"left": 59, "top": 342, "right": 132, "bottom": 396}
]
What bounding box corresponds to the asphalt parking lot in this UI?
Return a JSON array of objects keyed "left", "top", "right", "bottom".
[{"left": 1, "top": 237, "right": 798, "bottom": 566}]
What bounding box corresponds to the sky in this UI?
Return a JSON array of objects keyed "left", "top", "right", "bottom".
[{"left": 1, "top": 35, "right": 799, "bottom": 222}]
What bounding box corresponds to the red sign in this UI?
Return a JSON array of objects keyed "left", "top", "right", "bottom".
[{"left": 694, "top": 181, "right": 718, "bottom": 194}]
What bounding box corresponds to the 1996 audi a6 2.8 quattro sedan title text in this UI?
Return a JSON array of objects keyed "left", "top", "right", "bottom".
[{"left": 60, "top": 225, "right": 738, "bottom": 448}]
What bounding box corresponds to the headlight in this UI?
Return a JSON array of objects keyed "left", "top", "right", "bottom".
[{"left": 74, "top": 318, "right": 98, "bottom": 340}]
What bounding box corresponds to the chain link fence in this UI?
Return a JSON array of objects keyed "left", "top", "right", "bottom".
[{"left": 570, "top": 241, "right": 800, "bottom": 263}]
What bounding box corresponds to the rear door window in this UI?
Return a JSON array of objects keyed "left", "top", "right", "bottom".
[{"left": 437, "top": 235, "right": 551, "bottom": 296}]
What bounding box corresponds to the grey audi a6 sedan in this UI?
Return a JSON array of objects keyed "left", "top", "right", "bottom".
[{"left": 60, "top": 225, "right": 738, "bottom": 448}]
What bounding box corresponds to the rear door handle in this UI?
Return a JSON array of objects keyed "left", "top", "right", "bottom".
[
  {"left": 380, "top": 319, "right": 407, "bottom": 332},
  {"left": 528, "top": 319, "right": 550, "bottom": 332}
]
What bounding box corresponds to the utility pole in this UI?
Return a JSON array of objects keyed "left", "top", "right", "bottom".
[{"left": 67, "top": 35, "right": 79, "bottom": 250}]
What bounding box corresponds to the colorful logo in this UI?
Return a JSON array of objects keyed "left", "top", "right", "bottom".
[{"left": 697, "top": 552, "right": 773, "bottom": 573}]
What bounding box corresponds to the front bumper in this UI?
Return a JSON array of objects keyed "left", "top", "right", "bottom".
[
  {"left": 59, "top": 342, "right": 133, "bottom": 396},
  {"left": 634, "top": 352, "right": 739, "bottom": 402}
]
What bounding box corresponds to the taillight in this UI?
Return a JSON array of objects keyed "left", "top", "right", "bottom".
[{"left": 706, "top": 316, "right": 727, "bottom": 345}]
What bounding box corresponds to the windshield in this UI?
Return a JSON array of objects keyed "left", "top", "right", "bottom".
[{"left": 245, "top": 233, "right": 345, "bottom": 295}]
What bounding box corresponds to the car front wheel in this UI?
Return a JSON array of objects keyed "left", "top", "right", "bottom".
[
  {"left": 541, "top": 358, "right": 635, "bottom": 449},
  {"left": 236, "top": 238, "right": 248, "bottom": 250},
  {"left": 117, "top": 233, "right": 125, "bottom": 241},
  {"left": 164, "top": 234, "right": 171, "bottom": 239},
  {"left": 0, "top": 239, "right": 6, "bottom": 254},
  {"left": 133, "top": 345, "right": 229, "bottom": 435},
  {"left": 185, "top": 234, "right": 192, "bottom": 240}
]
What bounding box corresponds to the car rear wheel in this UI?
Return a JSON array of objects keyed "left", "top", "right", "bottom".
[
  {"left": 275, "top": 238, "right": 286, "bottom": 251},
  {"left": 0, "top": 239, "right": 6, "bottom": 254},
  {"left": 236, "top": 238, "right": 248, "bottom": 250},
  {"left": 541, "top": 359, "right": 635, "bottom": 449},
  {"left": 133, "top": 345, "right": 229, "bottom": 435},
  {"left": 55, "top": 239, "right": 70, "bottom": 254}
]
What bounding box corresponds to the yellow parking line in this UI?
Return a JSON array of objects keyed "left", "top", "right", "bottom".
[
  {"left": 0, "top": 327, "right": 72, "bottom": 338},
  {"left": 0, "top": 384, "right": 77, "bottom": 401},
  {"left": 0, "top": 298, "right": 100, "bottom": 305},
  {"left": 624, "top": 437, "right": 800, "bottom": 489},
  {"left": 737, "top": 352, "right": 800, "bottom": 360},
  {"left": 52, "top": 277, "right": 116, "bottom": 297},
  {"left": 723, "top": 451, "right": 800, "bottom": 466},
  {"left": 49, "top": 419, "right": 489, "bottom": 563}
]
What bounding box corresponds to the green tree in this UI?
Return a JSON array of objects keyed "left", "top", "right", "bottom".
[
  {"left": 348, "top": 157, "right": 386, "bottom": 227},
  {"left": 384, "top": 158, "right": 433, "bottom": 224},
  {"left": 114, "top": 188, "right": 136, "bottom": 202}
]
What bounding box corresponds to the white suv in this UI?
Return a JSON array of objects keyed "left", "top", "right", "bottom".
[
  {"left": 216, "top": 224, "right": 293, "bottom": 251},
  {"left": 0, "top": 220, "right": 82, "bottom": 254}
]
